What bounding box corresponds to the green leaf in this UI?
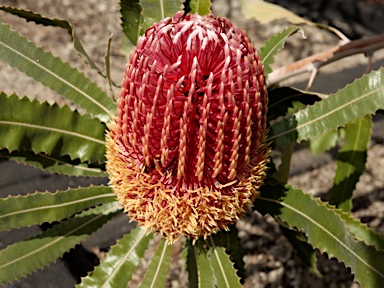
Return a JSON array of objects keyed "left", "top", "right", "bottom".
[
  {"left": 120, "top": 0, "right": 143, "bottom": 45},
  {"left": 141, "top": 0, "right": 183, "bottom": 31},
  {"left": 0, "top": 6, "right": 108, "bottom": 80},
  {"left": 208, "top": 236, "right": 242, "bottom": 288},
  {"left": 0, "top": 186, "right": 115, "bottom": 232},
  {"left": 189, "top": 241, "right": 216, "bottom": 288},
  {"left": 211, "top": 225, "right": 246, "bottom": 283},
  {"left": 239, "top": 0, "right": 311, "bottom": 25},
  {"left": 0, "top": 93, "right": 106, "bottom": 163},
  {"left": 120, "top": 0, "right": 182, "bottom": 45},
  {"left": 188, "top": 237, "right": 242, "bottom": 288},
  {"left": 254, "top": 183, "right": 384, "bottom": 287},
  {"left": 308, "top": 128, "right": 339, "bottom": 155},
  {"left": 0, "top": 202, "right": 120, "bottom": 285},
  {"left": 185, "top": 240, "right": 200, "bottom": 288},
  {"left": 78, "top": 226, "right": 153, "bottom": 288},
  {"left": 273, "top": 143, "right": 294, "bottom": 183},
  {"left": 331, "top": 206, "right": 384, "bottom": 250},
  {"left": 280, "top": 226, "right": 321, "bottom": 277},
  {"left": 267, "top": 86, "right": 322, "bottom": 121},
  {"left": 268, "top": 67, "right": 384, "bottom": 147},
  {"left": 0, "top": 149, "right": 107, "bottom": 177},
  {"left": 329, "top": 115, "right": 372, "bottom": 211},
  {"left": 260, "top": 26, "right": 300, "bottom": 76},
  {"left": 0, "top": 21, "right": 116, "bottom": 122},
  {"left": 189, "top": 0, "right": 212, "bottom": 15},
  {"left": 138, "top": 239, "right": 172, "bottom": 288}
]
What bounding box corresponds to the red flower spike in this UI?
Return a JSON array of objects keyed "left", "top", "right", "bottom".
[{"left": 106, "top": 11, "right": 270, "bottom": 243}]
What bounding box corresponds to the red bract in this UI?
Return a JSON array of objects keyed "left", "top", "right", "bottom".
[{"left": 106, "top": 11, "right": 270, "bottom": 242}]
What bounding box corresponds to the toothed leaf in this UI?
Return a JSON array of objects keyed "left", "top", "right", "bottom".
[
  {"left": 78, "top": 226, "right": 153, "bottom": 287},
  {"left": 254, "top": 183, "right": 384, "bottom": 287},
  {"left": 120, "top": 0, "right": 182, "bottom": 46},
  {"left": 0, "top": 93, "right": 106, "bottom": 163},
  {"left": 189, "top": 237, "right": 242, "bottom": 288},
  {"left": 260, "top": 26, "right": 300, "bottom": 76},
  {"left": 0, "top": 203, "right": 120, "bottom": 285},
  {"left": 308, "top": 128, "right": 339, "bottom": 155},
  {"left": 211, "top": 225, "right": 246, "bottom": 283},
  {"left": 0, "top": 6, "right": 108, "bottom": 79},
  {"left": 326, "top": 203, "right": 384, "bottom": 250},
  {"left": 0, "top": 21, "right": 116, "bottom": 122},
  {"left": 268, "top": 67, "right": 384, "bottom": 146},
  {"left": 267, "top": 86, "right": 322, "bottom": 121},
  {"left": 280, "top": 226, "right": 321, "bottom": 277},
  {"left": 120, "top": 0, "right": 143, "bottom": 45},
  {"left": 141, "top": 0, "right": 183, "bottom": 31},
  {"left": 0, "top": 186, "right": 115, "bottom": 232},
  {"left": 329, "top": 115, "right": 372, "bottom": 211},
  {"left": 189, "top": 0, "right": 212, "bottom": 15},
  {"left": 0, "top": 149, "right": 107, "bottom": 177},
  {"left": 138, "top": 239, "right": 172, "bottom": 288},
  {"left": 208, "top": 237, "right": 242, "bottom": 288}
]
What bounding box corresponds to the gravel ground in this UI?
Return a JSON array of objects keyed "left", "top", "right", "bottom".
[{"left": 0, "top": 0, "right": 383, "bottom": 287}]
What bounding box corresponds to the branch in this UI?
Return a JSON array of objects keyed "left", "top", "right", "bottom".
[{"left": 268, "top": 34, "right": 384, "bottom": 87}]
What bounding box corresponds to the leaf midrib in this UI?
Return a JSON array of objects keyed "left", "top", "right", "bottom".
[
  {"left": 268, "top": 87, "right": 383, "bottom": 142},
  {"left": 0, "top": 120, "right": 105, "bottom": 145},
  {"left": 101, "top": 229, "right": 147, "bottom": 288},
  {"left": 0, "top": 194, "right": 115, "bottom": 220},
  {"left": 0, "top": 38, "right": 110, "bottom": 116},
  {"left": 0, "top": 204, "right": 118, "bottom": 270},
  {"left": 259, "top": 196, "right": 384, "bottom": 279}
]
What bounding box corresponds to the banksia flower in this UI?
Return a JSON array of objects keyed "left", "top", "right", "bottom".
[{"left": 106, "top": 11, "right": 270, "bottom": 243}]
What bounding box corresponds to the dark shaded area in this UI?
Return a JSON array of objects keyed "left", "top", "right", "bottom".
[{"left": 267, "top": 0, "right": 384, "bottom": 39}]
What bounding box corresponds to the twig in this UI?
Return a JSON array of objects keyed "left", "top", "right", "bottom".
[{"left": 268, "top": 34, "right": 384, "bottom": 86}]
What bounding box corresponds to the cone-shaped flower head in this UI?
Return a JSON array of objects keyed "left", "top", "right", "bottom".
[{"left": 106, "top": 11, "right": 269, "bottom": 243}]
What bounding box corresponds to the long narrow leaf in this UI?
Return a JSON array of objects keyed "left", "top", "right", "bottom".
[
  {"left": 260, "top": 26, "right": 300, "bottom": 76},
  {"left": 189, "top": 0, "right": 212, "bottom": 15},
  {"left": 0, "top": 149, "right": 107, "bottom": 177},
  {"left": 0, "top": 202, "right": 120, "bottom": 285},
  {"left": 268, "top": 67, "right": 384, "bottom": 146},
  {"left": 254, "top": 183, "right": 384, "bottom": 287},
  {"left": 185, "top": 240, "right": 199, "bottom": 288},
  {"left": 0, "top": 21, "right": 116, "bottom": 122},
  {"left": 141, "top": 0, "right": 183, "bottom": 31},
  {"left": 78, "top": 226, "right": 153, "bottom": 288},
  {"left": 211, "top": 225, "right": 246, "bottom": 283},
  {"left": 267, "top": 86, "right": 322, "bottom": 121},
  {"left": 0, "top": 93, "right": 106, "bottom": 163},
  {"left": 329, "top": 115, "right": 372, "bottom": 211},
  {"left": 191, "top": 241, "right": 217, "bottom": 288},
  {"left": 120, "top": 0, "right": 143, "bottom": 45},
  {"left": 0, "top": 6, "right": 107, "bottom": 79},
  {"left": 209, "top": 236, "right": 242, "bottom": 288},
  {"left": 138, "top": 239, "right": 172, "bottom": 288},
  {"left": 0, "top": 186, "right": 115, "bottom": 232}
]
